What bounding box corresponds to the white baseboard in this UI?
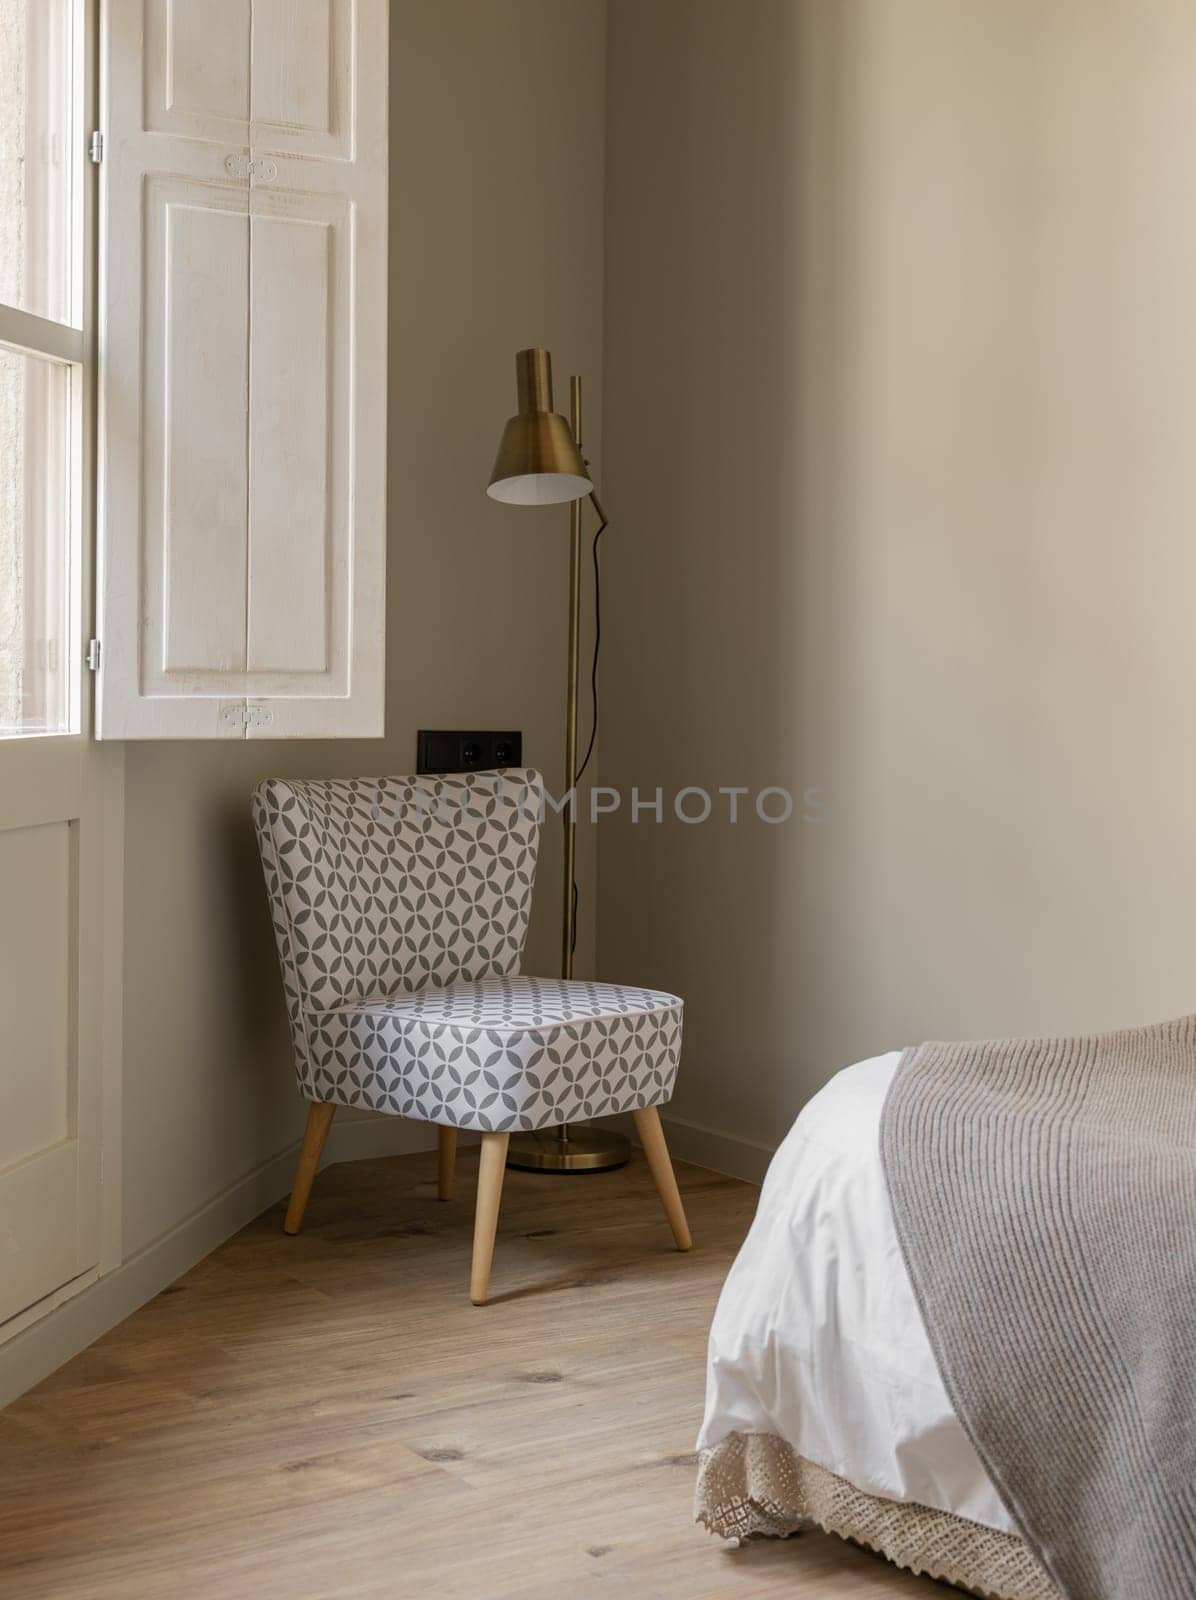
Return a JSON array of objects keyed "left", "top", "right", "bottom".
[
  {"left": 0, "top": 1113, "right": 440, "bottom": 1411},
  {"left": 652, "top": 1111, "right": 775, "bottom": 1185}
]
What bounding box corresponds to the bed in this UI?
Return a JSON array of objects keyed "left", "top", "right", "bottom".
[{"left": 694, "top": 1051, "right": 1058, "bottom": 1600}]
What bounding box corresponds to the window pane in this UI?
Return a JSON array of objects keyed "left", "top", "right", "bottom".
[
  {"left": 0, "top": 348, "right": 72, "bottom": 736},
  {"left": 0, "top": 0, "right": 75, "bottom": 325}
]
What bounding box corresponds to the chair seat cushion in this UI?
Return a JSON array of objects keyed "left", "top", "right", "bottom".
[{"left": 302, "top": 977, "right": 684, "bottom": 1132}]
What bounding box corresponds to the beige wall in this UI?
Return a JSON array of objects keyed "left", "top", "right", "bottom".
[
  {"left": 120, "top": 0, "right": 607, "bottom": 1258},
  {"left": 599, "top": 0, "right": 1196, "bottom": 1162}
]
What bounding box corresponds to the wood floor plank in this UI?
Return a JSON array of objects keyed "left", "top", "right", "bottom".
[{"left": 0, "top": 1148, "right": 952, "bottom": 1598}]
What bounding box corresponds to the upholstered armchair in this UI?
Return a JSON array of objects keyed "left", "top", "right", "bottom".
[{"left": 253, "top": 769, "right": 690, "bottom": 1303}]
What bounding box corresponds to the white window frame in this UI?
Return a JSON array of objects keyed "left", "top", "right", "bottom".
[{"left": 0, "top": 0, "right": 90, "bottom": 743}]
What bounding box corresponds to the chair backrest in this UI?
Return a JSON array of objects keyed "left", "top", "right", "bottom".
[{"left": 253, "top": 771, "right": 544, "bottom": 1055}]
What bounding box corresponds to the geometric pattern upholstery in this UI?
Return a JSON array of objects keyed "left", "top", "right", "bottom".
[
  {"left": 305, "top": 976, "right": 683, "bottom": 1131},
  {"left": 253, "top": 770, "right": 683, "bottom": 1131},
  {"left": 253, "top": 771, "right": 541, "bottom": 1016}
]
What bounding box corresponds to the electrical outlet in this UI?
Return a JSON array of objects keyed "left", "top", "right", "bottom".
[{"left": 417, "top": 730, "right": 523, "bottom": 774}]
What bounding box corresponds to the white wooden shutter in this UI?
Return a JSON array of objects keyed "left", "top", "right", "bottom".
[{"left": 97, "top": 0, "right": 386, "bottom": 739}]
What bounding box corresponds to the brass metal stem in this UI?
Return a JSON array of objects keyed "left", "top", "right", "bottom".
[
  {"left": 554, "top": 377, "right": 584, "bottom": 1160},
  {"left": 515, "top": 347, "right": 554, "bottom": 414}
]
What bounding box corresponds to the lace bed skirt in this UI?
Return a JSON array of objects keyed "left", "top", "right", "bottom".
[{"left": 695, "top": 1432, "right": 1060, "bottom": 1600}]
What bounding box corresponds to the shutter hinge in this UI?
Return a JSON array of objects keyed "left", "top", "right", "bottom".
[
  {"left": 219, "top": 703, "right": 275, "bottom": 735},
  {"left": 86, "top": 638, "right": 101, "bottom": 671},
  {"left": 89, "top": 130, "right": 103, "bottom": 165}
]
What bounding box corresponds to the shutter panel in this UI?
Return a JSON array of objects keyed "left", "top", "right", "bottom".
[{"left": 97, "top": 0, "right": 386, "bottom": 739}]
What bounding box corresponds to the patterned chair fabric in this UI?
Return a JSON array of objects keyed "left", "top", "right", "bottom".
[{"left": 253, "top": 771, "right": 683, "bottom": 1132}]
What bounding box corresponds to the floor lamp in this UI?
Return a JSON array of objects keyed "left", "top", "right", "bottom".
[{"left": 486, "top": 348, "right": 630, "bottom": 1173}]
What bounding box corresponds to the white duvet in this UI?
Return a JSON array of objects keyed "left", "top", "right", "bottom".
[{"left": 697, "top": 1051, "right": 1013, "bottom": 1535}]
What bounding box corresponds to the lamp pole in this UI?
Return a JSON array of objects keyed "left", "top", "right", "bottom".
[{"left": 488, "top": 348, "right": 627, "bottom": 1173}]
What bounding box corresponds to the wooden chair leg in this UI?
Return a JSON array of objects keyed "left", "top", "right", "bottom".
[
  {"left": 632, "top": 1107, "right": 692, "bottom": 1251},
  {"left": 284, "top": 1102, "right": 336, "bottom": 1235},
  {"left": 437, "top": 1127, "right": 458, "bottom": 1201},
  {"left": 470, "top": 1132, "right": 510, "bottom": 1305}
]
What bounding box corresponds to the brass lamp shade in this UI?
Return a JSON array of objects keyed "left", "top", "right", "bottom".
[{"left": 487, "top": 348, "right": 593, "bottom": 506}]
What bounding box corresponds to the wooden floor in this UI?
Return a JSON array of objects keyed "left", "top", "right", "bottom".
[{"left": 0, "top": 1146, "right": 951, "bottom": 1599}]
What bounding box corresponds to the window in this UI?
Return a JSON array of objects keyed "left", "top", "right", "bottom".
[{"left": 0, "top": 0, "right": 83, "bottom": 738}]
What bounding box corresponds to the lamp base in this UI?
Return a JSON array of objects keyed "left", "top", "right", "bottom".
[{"left": 505, "top": 1125, "right": 631, "bottom": 1174}]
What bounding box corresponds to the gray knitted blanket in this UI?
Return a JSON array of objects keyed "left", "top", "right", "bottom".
[{"left": 881, "top": 1016, "right": 1196, "bottom": 1600}]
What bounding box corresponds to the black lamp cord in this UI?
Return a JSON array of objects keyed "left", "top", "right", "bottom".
[{"left": 570, "top": 506, "right": 608, "bottom": 954}]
